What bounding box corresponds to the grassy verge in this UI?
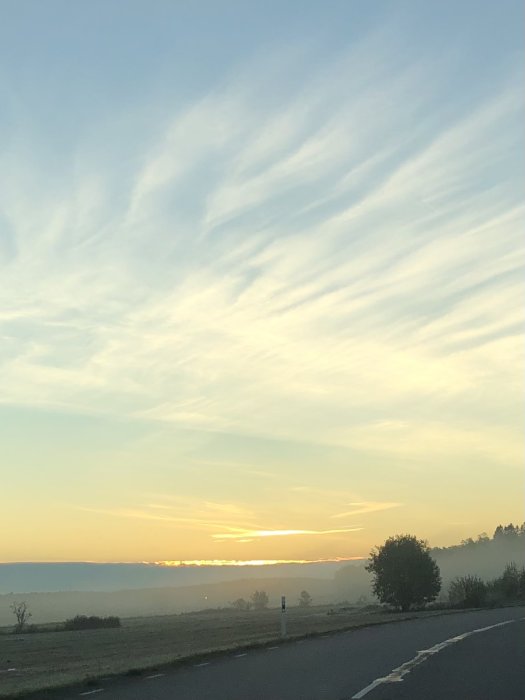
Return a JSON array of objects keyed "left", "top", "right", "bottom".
[{"left": 0, "top": 605, "right": 462, "bottom": 698}]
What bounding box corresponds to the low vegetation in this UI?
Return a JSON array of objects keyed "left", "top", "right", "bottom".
[
  {"left": 448, "top": 562, "right": 525, "bottom": 609},
  {"left": 64, "top": 615, "right": 121, "bottom": 631},
  {"left": 5, "top": 610, "right": 121, "bottom": 635}
]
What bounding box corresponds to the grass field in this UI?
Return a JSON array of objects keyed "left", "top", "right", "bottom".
[{"left": 0, "top": 605, "right": 455, "bottom": 698}]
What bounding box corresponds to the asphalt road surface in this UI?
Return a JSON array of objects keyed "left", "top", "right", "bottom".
[{"left": 44, "top": 607, "right": 525, "bottom": 700}]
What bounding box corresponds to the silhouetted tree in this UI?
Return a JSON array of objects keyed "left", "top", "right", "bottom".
[
  {"left": 493, "top": 523, "right": 524, "bottom": 540},
  {"left": 366, "top": 534, "right": 441, "bottom": 611},
  {"left": 231, "top": 598, "right": 251, "bottom": 611},
  {"left": 498, "top": 562, "right": 521, "bottom": 599},
  {"left": 298, "top": 590, "right": 312, "bottom": 607},
  {"left": 10, "top": 601, "right": 31, "bottom": 632},
  {"left": 250, "top": 590, "right": 269, "bottom": 610}
]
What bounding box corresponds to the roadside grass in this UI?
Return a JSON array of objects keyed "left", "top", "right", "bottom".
[{"left": 0, "top": 605, "right": 461, "bottom": 698}]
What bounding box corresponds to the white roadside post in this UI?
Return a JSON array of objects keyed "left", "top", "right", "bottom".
[{"left": 280, "top": 595, "right": 287, "bottom": 638}]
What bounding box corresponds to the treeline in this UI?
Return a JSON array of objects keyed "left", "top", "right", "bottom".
[
  {"left": 230, "top": 589, "right": 312, "bottom": 610},
  {"left": 432, "top": 522, "right": 525, "bottom": 555}
]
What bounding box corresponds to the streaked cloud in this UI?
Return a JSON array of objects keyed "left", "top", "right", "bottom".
[
  {"left": 1, "top": 54, "right": 521, "bottom": 463},
  {"left": 212, "top": 527, "right": 363, "bottom": 540},
  {"left": 331, "top": 502, "right": 403, "bottom": 519}
]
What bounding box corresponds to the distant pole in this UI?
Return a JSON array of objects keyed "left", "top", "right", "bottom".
[{"left": 280, "top": 595, "right": 287, "bottom": 638}]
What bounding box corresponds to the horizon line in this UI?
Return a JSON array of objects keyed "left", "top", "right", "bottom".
[{"left": 0, "top": 557, "right": 366, "bottom": 567}]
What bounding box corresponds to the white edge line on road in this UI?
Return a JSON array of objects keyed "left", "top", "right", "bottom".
[
  {"left": 194, "top": 662, "right": 210, "bottom": 667},
  {"left": 351, "top": 619, "right": 516, "bottom": 699},
  {"left": 145, "top": 673, "right": 165, "bottom": 679},
  {"left": 267, "top": 646, "right": 279, "bottom": 650},
  {"left": 79, "top": 690, "right": 104, "bottom": 697},
  {"left": 234, "top": 653, "right": 248, "bottom": 658}
]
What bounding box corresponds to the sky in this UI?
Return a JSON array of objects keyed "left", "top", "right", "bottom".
[{"left": 0, "top": 0, "right": 523, "bottom": 565}]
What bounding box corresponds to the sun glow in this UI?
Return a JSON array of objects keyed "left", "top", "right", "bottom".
[{"left": 152, "top": 557, "right": 364, "bottom": 567}]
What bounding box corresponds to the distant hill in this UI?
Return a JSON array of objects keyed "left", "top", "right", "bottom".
[{"left": 0, "top": 560, "right": 348, "bottom": 595}]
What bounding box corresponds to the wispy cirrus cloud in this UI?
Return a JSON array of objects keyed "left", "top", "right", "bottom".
[
  {"left": 2, "top": 2, "right": 524, "bottom": 563},
  {"left": 1, "top": 36, "right": 522, "bottom": 469}
]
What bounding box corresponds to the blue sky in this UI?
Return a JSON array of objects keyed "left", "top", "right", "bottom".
[{"left": 0, "top": 1, "right": 523, "bottom": 563}]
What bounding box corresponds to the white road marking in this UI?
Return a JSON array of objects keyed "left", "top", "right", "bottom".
[
  {"left": 145, "top": 673, "right": 165, "bottom": 679},
  {"left": 194, "top": 662, "right": 210, "bottom": 667},
  {"left": 267, "top": 646, "right": 279, "bottom": 650},
  {"left": 351, "top": 619, "right": 515, "bottom": 698},
  {"left": 234, "top": 652, "right": 248, "bottom": 658},
  {"left": 79, "top": 690, "right": 104, "bottom": 697}
]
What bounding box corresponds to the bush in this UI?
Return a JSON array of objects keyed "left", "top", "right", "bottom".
[
  {"left": 448, "top": 575, "right": 487, "bottom": 608},
  {"left": 487, "top": 562, "right": 525, "bottom": 604},
  {"left": 447, "top": 563, "right": 525, "bottom": 609},
  {"left": 64, "top": 615, "right": 121, "bottom": 631}
]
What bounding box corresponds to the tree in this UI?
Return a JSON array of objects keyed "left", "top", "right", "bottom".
[
  {"left": 231, "top": 598, "right": 251, "bottom": 611},
  {"left": 499, "top": 562, "right": 521, "bottom": 599},
  {"left": 493, "top": 523, "right": 523, "bottom": 539},
  {"left": 366, "top": 534, "right": 441, "bottom": 612},
  {"left": 250, "top": 590, "right": 269, "bottom": 610},
  {"left": 10, "top": 601, "right": 32, "bottom": 632},
  {"left": 298, "top": 590, "right": 312, "bottom": 607}
]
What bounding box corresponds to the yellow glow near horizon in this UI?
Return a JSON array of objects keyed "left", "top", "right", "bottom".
[{"left": 152, "top": 557, "right": 364, "bottom": 567}]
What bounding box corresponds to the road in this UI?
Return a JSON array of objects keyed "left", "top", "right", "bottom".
[{"left": 41, "top": 607, "right": 525, "bottom": 700}]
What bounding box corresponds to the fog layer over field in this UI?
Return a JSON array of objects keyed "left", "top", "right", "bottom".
[
  {"left": 0, "top": 560, "right": 344, "bottom": 594},
  {"left": 1, "top": 528, "right": 522, "bottom": 626}
]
